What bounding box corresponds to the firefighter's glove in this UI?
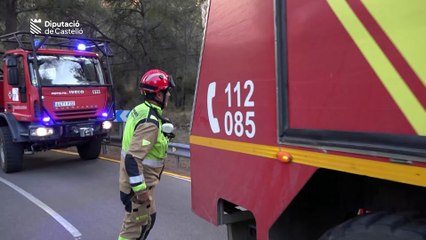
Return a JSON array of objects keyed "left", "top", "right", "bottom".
[{"left": 134, "top": 189, "right": 152, "bottom": 205}]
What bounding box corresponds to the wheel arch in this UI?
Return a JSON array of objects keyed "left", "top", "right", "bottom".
[
  {"left": 217, "top": 198, "right": 257, "bottom": 240},
  {"left": 269, "top": 168, "right": 426, "bottom": 240},
  {"left": 0, "top": 113, "right": 28, "bottom": 142}
]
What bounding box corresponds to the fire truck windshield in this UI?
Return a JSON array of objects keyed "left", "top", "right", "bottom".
[{"left": 30, "top": 55, "right": 106, "bottom": 86}]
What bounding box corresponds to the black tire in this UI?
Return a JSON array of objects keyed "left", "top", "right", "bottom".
[
  {"left": 319, "top": 211, "right": 426, "bottom": 240},
  {"left": 0, "top": 126, "right": 24, "bottom": 173},
  {"left": 77, "top": 137, "right": 102, "bottom": 160}
]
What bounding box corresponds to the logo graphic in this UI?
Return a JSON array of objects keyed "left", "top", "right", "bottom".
[
  {"left": 29, "top": 18, "right": 83, "bottom": 35},
  {"left": 30, "top": 19, "right": 42, "bottom": 34}
]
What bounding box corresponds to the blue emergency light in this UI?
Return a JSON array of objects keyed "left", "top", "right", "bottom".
[
  {"left": 42, "top": 116, "right": 51, "bottom": 122},
  {"left": 34, "top": 39, "right": 43, "bottom": 48},
  {"left": 77, "top": 43, "right": 86, "bottom": 51}
]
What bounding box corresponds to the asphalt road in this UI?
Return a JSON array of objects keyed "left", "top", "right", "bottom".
[{"left": 0, "top": 151, "right": 226, "bottom": 240}]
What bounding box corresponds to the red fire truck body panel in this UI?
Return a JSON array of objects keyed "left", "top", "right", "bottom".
[
  {"left": 192, "top": 0, "right": 301, "bottom": 237},
  {"left": 191, "top": 146, "right": 317, "bottom": 236},
  {"left": 191, "top": 0, "right": 426, "bottom": 239},
  {"left": 192, "top": 0, "right": 276, "bottom": 145}
]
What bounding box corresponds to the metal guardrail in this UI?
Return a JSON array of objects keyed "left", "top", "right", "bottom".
[
  {"left": 102, "top": 121, "right": 190, "bottom": 160},
  {"left": 168, "top": 142, "right": 190, "bottom": 158}
]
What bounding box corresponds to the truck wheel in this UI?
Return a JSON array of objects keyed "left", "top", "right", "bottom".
[
  {"left": 0, "top": 126, "right": 24, "bottom": 173},
  {"left": 319, "top": 211, "right": 426, "bottom": 240},
  {"left": 77, "top": 137, "right": 102, "bottom": 160}
]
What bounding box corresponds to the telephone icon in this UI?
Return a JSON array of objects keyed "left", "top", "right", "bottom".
[{"left": 207, "top": 82, "right": 220, "bottom": 133}]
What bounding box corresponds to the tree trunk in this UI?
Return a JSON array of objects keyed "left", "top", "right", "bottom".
[{"left": 4, "top": 0, "right": 18, "bottom": 33}]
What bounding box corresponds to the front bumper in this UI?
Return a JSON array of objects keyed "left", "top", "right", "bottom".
[{"left": 23, "top": 120, "right": 111, "bottom": 142}]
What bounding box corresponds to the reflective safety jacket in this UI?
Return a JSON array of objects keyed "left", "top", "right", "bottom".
[{"left": 119, "top": 102, "right": 168, "bottom": 194}]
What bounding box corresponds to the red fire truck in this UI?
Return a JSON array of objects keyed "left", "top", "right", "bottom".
[
  {"left": 190, "top": 1, "right": 426, "bottom": 239},
  {"left": 0, "top": 32, "right": 115, "bottom": 173}
]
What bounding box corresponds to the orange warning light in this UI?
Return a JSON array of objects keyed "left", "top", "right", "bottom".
[{"left": 276, "top": 151, "right": 292, "bottom": 163}]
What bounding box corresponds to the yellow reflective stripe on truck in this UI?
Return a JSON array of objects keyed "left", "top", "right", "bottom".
[
  {"left": 190, "top": 135, "right": 426, "bottom": 187},
  {"left": 327, "top": 0, "right": 426, "bottom": 135}
]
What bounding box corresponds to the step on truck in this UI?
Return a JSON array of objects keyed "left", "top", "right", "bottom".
[
  {"left": 0, "top": 32, "right": 115, "bottom": 173},
  {"left": 190, "top": 1, "right": 426, "bottom": 239}
]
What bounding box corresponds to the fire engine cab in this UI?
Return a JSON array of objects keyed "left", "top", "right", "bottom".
[{"left": 0, "top": 32, "right": 115, "bottom": 173}]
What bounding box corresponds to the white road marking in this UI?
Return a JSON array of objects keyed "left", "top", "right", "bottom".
[{"left": 0, "top": 177, "right": 82, "bottom": 240}]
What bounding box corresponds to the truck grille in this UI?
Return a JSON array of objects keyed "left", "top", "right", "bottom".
[{"left": 54, "top": 108, "right": 98, "bottom": 119}]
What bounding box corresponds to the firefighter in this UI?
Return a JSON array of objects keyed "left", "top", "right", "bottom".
[{"left": 118, "top": 69, "right": 175, "bottom": 240}]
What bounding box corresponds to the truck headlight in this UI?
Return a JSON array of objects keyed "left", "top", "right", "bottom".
[
  {"left": 30, "top": 127, "right": 54, "bottom": 137},
  {"left": 102, "top": 121, "right": 112, "bottom": 130}
]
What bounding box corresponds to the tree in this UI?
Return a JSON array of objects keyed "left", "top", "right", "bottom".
[
  {"left": 0, "top": 0, "right": 206, "bottom": 130},
  {"left": 0, "top": 0, "right": 18, "bottom": 33}
]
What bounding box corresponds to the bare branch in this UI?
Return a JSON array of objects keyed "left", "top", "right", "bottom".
[
  {"left": 16, "top": 6, "right": 49, "bottom": 14},
  {"left": 80, "top": 20, "right": 141, "bottom": 69}
]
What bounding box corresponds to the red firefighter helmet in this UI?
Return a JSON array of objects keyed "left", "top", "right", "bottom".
[{"left": 139, "top": 69, "right": 175, "bottom": 93}]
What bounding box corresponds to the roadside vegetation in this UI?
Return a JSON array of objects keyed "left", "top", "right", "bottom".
[{"left": 0, "top": 0, "right": 206, "bottom": 143}]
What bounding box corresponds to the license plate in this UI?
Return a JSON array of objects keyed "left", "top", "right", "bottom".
[{"left": 79, "top": 127, "right": 94, "bottom": 137}]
